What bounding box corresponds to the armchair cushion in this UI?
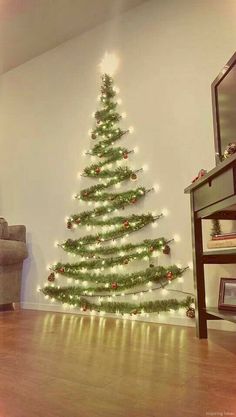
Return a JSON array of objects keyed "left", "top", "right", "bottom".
[
  {"left": 8, "top": 225, "right": 26, "bottom": 243},
  {"left": 0, "top": 240, "right": 27, "bottom": 265}
]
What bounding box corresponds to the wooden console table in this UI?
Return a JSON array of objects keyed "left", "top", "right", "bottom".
[{"left": 185, "top": 154, "right": 236, "bottom": 338}]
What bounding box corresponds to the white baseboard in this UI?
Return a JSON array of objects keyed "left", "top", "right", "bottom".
[
  {"left": 21, "top": 301, "right": 195, "bottom": 327},
  {"left": 21, "top": 302, "right": 236, "bottom": 331}
]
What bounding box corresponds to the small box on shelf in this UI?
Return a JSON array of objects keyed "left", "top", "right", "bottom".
[{"left": 208, "top": 237, "right": 236, "bottom": 249}]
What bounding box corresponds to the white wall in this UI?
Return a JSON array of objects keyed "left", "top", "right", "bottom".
[{"left": 1, "top": 0, "right": 236, "bottom": 329}]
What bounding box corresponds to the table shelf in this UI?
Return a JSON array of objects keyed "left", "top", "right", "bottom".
[
  {"left": 185, "top": 154, "right": 236, "bottom": 338},
  {"left": 206, "top": 308, "right": 236, "bottom": 324},
  {"left": 203, "top": 248, "right": 236, "bottom": 264}
]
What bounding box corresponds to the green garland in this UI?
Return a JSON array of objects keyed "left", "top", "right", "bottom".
[
  {"left": 45, "top": 265, "right": 185, "bottom": 297},
  {"left": 60, "top": 237, "right": 169, "bottom": 257},
  {"left": 67, "top": 214, "right": 160, "bottom": 244},
  {"left": 48, "top": 265, "right": 183, "bottom": 287},
  {"left": 42, "top": 285, "right": 193, "bottom": 315},
  {"left": 68, "top": 189, "right": 154, "bottom": 228}
]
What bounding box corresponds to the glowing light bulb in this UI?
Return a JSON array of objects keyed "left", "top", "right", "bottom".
[
  {"left": 121, "top": 112, "right": 127, "bottom": 119},
  {"left": 154, "top": 184, "right": 160, "bottom": 192},
  {"left": 133, "top": 146, "right": 139, "bottom": 153},
  {"left": 142, "top": 164, "right": 148, "bottom": 172},
  {"left": 99, "top": 52, "right": 119, "bottom": 76},
  {"left": 117, "top": 98, "right": 122, "bottom": 105},
  {"left": 162, "top": 208, "right": 169, "bottom": 217},
  {"left": 188, "top": 261, "right": 193, "bottom": 270},
  {"left": 174, "top": 234, "right": 181, "bottom": 242},
  {"left": 54, "top": 241, "right": 59, "bottom": 248},
  {"left": 129, "top": 126, "right": 134, "bottom": 134},
  {"left": 113, "top": 86, "right": 120, "bottom": 94}
]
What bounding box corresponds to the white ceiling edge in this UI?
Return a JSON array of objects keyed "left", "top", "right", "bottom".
[{"left": 0, "top": 0, "right": 148, "bottom": 75}]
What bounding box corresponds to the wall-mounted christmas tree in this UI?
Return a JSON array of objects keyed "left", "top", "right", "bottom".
[{"left": 41, "top": 58, "right": 194, "bottom": 319}]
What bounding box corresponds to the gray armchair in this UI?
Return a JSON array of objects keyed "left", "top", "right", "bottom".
[{"left": 0, "top": 218, "right": 28, "bottom": 309}]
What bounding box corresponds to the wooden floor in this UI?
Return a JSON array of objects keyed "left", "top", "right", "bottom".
[{"left": 0, "top": 311, "right": 236, "bottom": 417}]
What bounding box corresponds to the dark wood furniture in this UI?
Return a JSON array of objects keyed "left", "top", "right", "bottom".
[
  {"left": 212, "top": 51, "right": 236, "bottom": 164},
  {"left": 184, "top": 154, "right": 236, "bottom": 338}
]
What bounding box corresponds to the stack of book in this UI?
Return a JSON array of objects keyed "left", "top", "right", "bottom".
[{"left": 208, "top": 232, "right": 236, "bottom": 249}]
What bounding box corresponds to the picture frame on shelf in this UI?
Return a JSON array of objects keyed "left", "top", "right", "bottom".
[{"left": 218, "top": 278, "right": 236, "bottom": 311}]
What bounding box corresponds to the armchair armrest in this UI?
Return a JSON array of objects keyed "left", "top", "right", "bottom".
[{"left": 8, "top": 225, "right": 26, "bottom": 243}]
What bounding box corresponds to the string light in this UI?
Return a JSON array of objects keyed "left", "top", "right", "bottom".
[
  {"left": 41, "top": 70, "right": 192, "bottom": 320},
  {"left": 174, "top": 234, "right": 181, "bottom": 242},
  {"left": 162, "top": 208, "right": 169, "bottom": 216},
  {"left": 188, "top": 261, "right": 193, "bottom": 270},
  {"left": 99, "top": 52, "right": 119, "bottom": 75}
]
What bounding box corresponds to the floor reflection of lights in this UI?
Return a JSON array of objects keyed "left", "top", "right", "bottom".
[{"left": 38, "top": 313, "right": 186, "bottom": 379}]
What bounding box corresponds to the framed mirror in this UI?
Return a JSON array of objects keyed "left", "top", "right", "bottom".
[{"left": 212, "top": 52, "right": 236, "bottom": 164}]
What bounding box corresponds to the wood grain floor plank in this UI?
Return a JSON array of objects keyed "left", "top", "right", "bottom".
[{"left": 0, "top": 311, "right": 236, "bottom": 417}]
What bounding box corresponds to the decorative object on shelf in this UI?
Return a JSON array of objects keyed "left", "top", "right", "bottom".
[
  {"left": 208, "top": 231, "right": 236, "bottom": 249},
  {"left": 210, "top": 219, "right": 222, "bottom": 238},
  {"left": 218, "top": 278, "right": 236, "bottom": 311},
  {"left": 41, "top": 64, "right": 193, "bottom": 318},
  {"left": 192, "top": 169, "right": 207, "bottom": 183},
  {"left": 223, "top": 143, "right": 236, "bottom": 160}
]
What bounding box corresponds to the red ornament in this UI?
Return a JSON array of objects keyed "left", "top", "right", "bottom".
[
  {"left": 130, "top": 173, "right": 137, "bottom": 181},
  {"left": 48, "top": 272, "right": 55, "bottom": 282},
  {"left": 131, "top": 309, "right": 138, "bottom": 315},
  {"left": 123, "top": 152, "right": 128, "bottom": 159},
  {"left": 82, "top": 306, "right": 87, "bottom": 311},
  {"left": 131, "top": 198, "right": 137, "bottom": 204},
  {"left": 91, "top": 133, "right": 96, "bottom": 140},
  {"left": 83, "top": 191, "right": 88, "bottom": 197},
  {"left": 123, "top": 220, "right": 129, "bottom": 228},
  {"left": 149, "top": 263, "right": 155, "bottom": 268},
  {"left": 67, "top": 221, "right": 72, "bottom": 229},
  {"left": 75, "top": 218, "right": 81, "bottom": 225},
  {"left": 166, "top": 271, "right": 174, "bottom": 280},
  {"left": 112, "top": 282, "right": 118, "bottom": 289},
  {"left": 123, "top": 259, "right": 129, "bottom": 265},
  {"left": 59, "top": 267, "right": 65, "bottom": 274},
  {"left": 149, "top": 246, "right": 154, "bottom": 253},
  {"left": 163, "top": 245, "right": 170, "bottom": 255},
  {"left": 192, "top": 169, "right": 207, "bottom": 183},
  {"left": 95, "top": 167, "right": 101, "bottom": 174}
]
